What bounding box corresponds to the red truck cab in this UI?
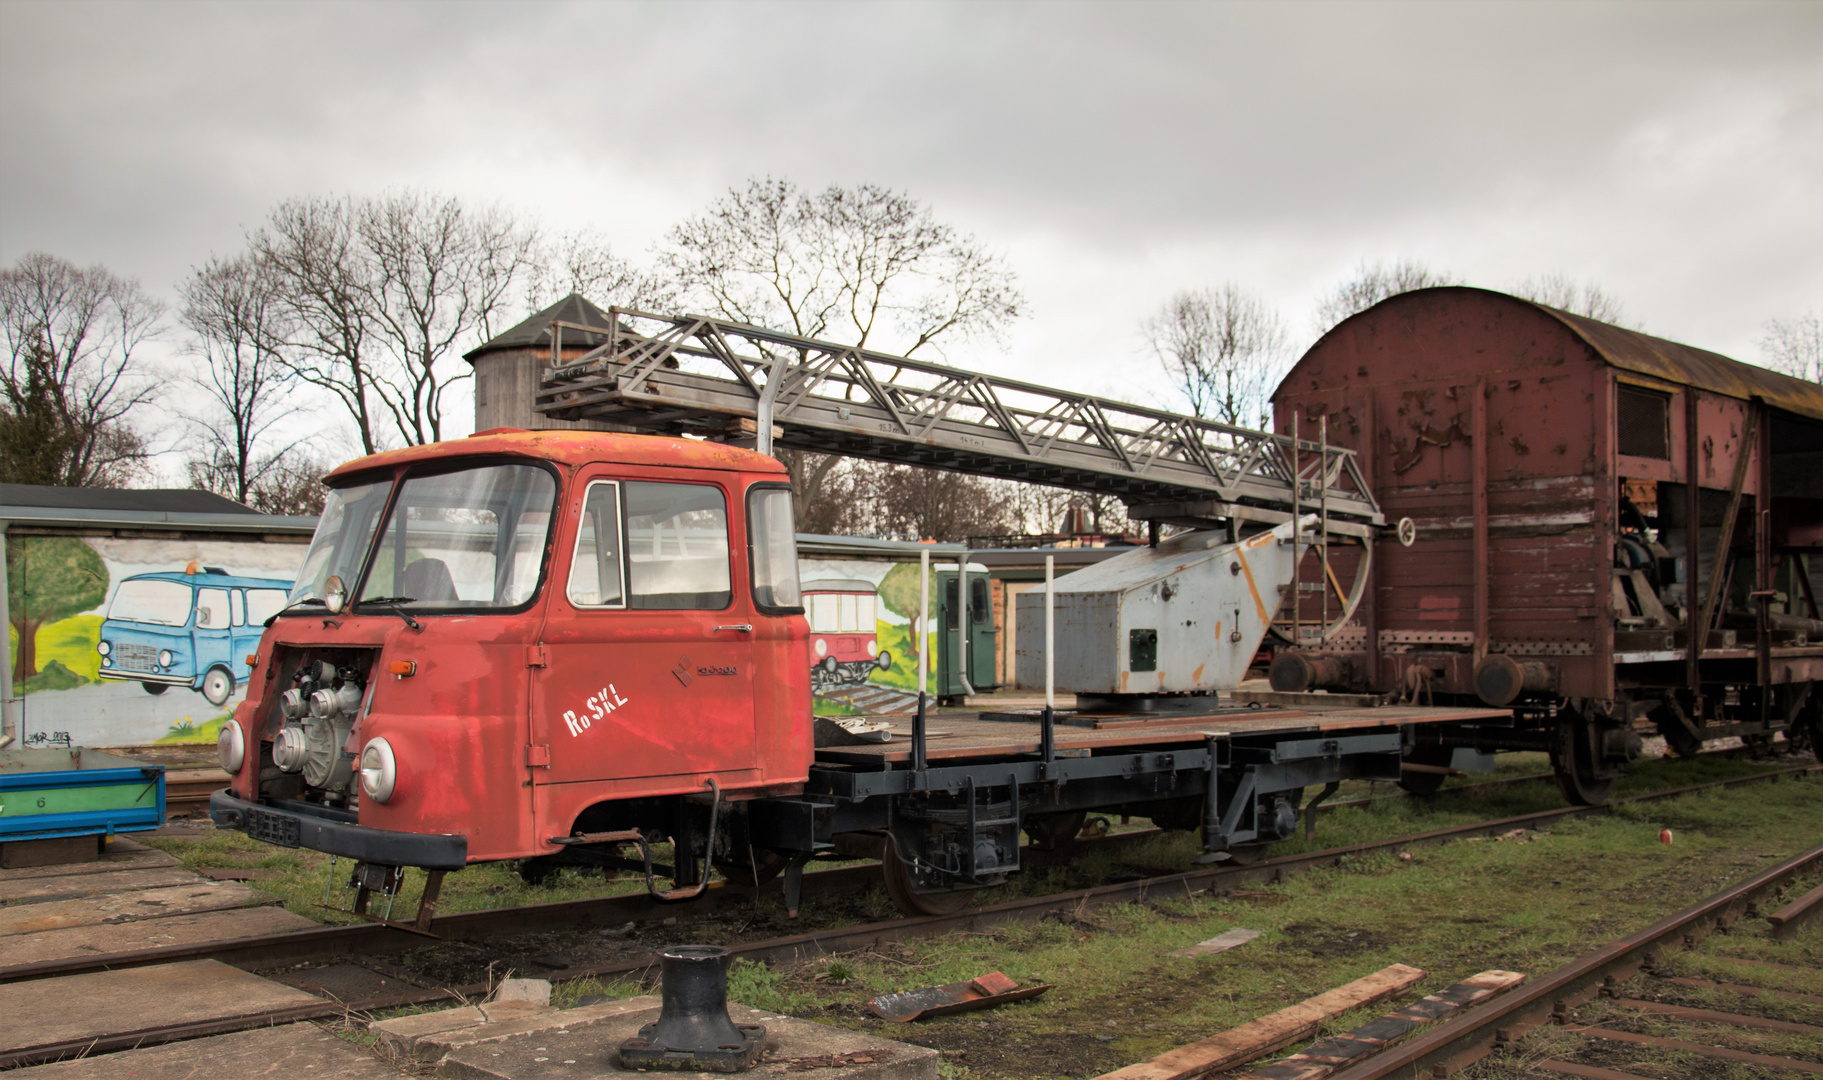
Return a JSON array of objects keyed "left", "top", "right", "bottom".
[{"left": 211, "top": 429, "right": 812, "bottom": 873}]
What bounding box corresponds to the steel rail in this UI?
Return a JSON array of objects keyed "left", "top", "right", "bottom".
[
  {"left": 1325, "top": 844, "right": 1823, "bottom": 1080},
  {"left": 2, "top": 764, "right": 1815, "bottom": 1069}
]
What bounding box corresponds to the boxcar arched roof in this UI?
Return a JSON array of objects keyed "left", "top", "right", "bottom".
[{"left": 1283, "top": 286, "right": 1823, "bottom": 424}]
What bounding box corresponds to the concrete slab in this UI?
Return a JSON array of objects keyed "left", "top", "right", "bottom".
[
  {"left": 0, "top": 960, "right": 323, "bottom": 1055},
  {"left": 0, "top": 881, "right": 277, "bottom": 937},
  {"left": 490, "top": 978, "right": 552, "bottom": 1005},
  {"left": 13, "top": 1023, "right": 398, "bottom": 1079},
  {"left": 0, "top": 839, "right": 178, "bottom": 883},
  {"left": 374, "top": 998, "right": 653, "bottom": 1063},
  {"left": 437, "top": 1000, "right": 939, "bottom": 1079},
  {"left": 0, "top": 866, "right": 205, "bottom": 904},
  {"left": 0, "top": 904, "right": 319, "bottom": 966}
]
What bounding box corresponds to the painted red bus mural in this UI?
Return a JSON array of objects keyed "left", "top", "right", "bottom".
[{"left": 804, "top": 579, "right": 893, "bottom": 691}]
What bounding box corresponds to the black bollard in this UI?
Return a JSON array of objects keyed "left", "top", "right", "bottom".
[{"left": 619, "top": 945, "right": 766, "bottom": 1072}]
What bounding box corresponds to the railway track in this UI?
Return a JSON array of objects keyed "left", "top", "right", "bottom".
[
  {"left": 1324, "top": 839, "right": 1823, "bottom": 1080},
  {"left": 3, "top": 762, "right": 1816, "bottom": 1069}
]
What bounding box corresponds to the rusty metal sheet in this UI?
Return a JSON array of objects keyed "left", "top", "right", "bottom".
[{"left": 867, "top": 971, "right": 1049, "bottom": 1022}]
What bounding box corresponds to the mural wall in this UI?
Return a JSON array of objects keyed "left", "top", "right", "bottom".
[
  {"left": 7, "top": 535, "right": 307, "bottom": 748},
  {"left": 798, "top": 557, "right": 939, "bottom": 717},
  {"left": 8, "top": 537, "right": 949, "bottom": 745}
]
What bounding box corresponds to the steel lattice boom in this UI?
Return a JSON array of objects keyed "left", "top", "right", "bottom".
[{"left": 535, "top": 309, "right": 1383, "bottom": 532}]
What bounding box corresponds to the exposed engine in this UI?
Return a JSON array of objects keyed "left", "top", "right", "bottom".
[{"left": 265, "top": 653, "right": 372, "bottom": 803}]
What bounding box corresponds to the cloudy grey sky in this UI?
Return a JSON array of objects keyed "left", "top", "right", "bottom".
[{"left": 3, "top": 0, "right": 1820, "bottom": 467}]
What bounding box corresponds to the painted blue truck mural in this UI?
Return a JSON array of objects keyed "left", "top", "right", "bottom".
[{"left": 96, "top": 568, "right": 293, "bottom": 706}]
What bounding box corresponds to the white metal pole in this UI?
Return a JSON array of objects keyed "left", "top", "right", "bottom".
[
  {"left": 1044, "top": 553, "right": 1055, "bottom": 711},
  {"left": 0, "top": 520, "right": 14, "bottom": 747},
  {"left": 918, "top": 548, "right": 930, "bottom": 699}
]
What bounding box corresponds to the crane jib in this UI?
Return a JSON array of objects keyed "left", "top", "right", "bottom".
[{"left": 536, "top": 309, "right": 1384, "bottom": 531}]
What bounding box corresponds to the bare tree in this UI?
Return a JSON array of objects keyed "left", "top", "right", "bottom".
[
  {"left": 524, "top": 229, "right": 675, "bottom": 312},
  {"left": 659, "top": 177, "right": 1022, "bottom": 355},
  {"left": 1513, "top": 273, "right": 1629, "bottom": 324},
  {"left": 254, "top": 192, "right": 542, "bottom": 452},
  {"left": 1762, "top": 312, "right": 1823, "bottom": 383},
  {"left": 179, "top": 254, "right": 302, "bottom": 503},
  {"left": 253, "top": 197, "right": 384, "bottom": 454},
  {"left": 1142, "top": 284, "right": 1289, "bottom": 428},
  {"left": 658, "top": 177, "right": 1025, "bottom": 525},
  {"left": 357, "top": 191, "right": 540, "bottom": 444},
  {"left": 1312, "top": 258, "right": 1461, "bottom": 334},
  {"left": 0, "top": 252, "right": 161, "bottom": 486},
  {"left": 867, "top": 464, "right": 1016, "bottom": 542}
]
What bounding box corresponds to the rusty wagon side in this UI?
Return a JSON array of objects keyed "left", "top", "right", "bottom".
[{"left": 1270, "top": 286, "right": 1823, "bottom": 802}]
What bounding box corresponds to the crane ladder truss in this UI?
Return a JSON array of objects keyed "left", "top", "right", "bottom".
[{"left": 535, "top": 309, "right": 1384, "bottom": 535}]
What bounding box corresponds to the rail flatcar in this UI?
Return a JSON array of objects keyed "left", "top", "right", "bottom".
[
  {"left": 209, "top": 429, "right": 1505, "bottom": 921},
  {"left": 1268, "top": 287, "right": 1823, "bottom": 802}
]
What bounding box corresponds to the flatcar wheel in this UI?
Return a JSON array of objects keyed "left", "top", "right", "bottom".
[
  {"left": 1551, "top": 720, "right": 1615, "bottom": 807},
  {"left": 881, "top": 836, "right": 974, "bottom": 917},
  {"left": 714, "top": 849, "right": 791, "bottom": 888},
  {"left": 1398, "top": 745, "right": 1454, "bottom": 796},
  {"left": 1025, "top": 810, "right": 1088, "bottom": 851}
]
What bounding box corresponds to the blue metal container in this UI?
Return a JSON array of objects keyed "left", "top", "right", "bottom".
[{"left": 0, "top": 749, "right": 166, "bottom": 842}]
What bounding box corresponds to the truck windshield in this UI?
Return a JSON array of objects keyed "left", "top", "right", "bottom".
[
  {"left": 358, "top": 463, "right": 557, "bottom": 610},
  {"left": 288, "top": 480, "right": 393, "bottom": 608}
]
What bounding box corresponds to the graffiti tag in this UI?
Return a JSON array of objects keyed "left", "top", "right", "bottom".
[
  {"left": 562, "top": 685, "right": 629, "bottom": 738},
  {"left": 24, "top": 731, "right": 74, "bottom": 748}
]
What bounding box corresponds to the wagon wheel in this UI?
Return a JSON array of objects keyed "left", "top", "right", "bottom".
[
  {"left": 1268, "top": 535, "right": 1372, "bottom": 647},
  {"left": 1652, "top": 697, "right": 1705, "bottom": 759},
  {"left": 1398, "top": 744, "right": 1455, "bottom": 797},
  {"left": 714, "top": 848, "right": 792, "bottom": 888},
  {"left": 880, "top": 834, "right": 974, "bottom": 917},
  {"left": 1551, "top": 717, "right": 1616, "bottom": 807},
  {"left": 1024, "top": 810, "right": 1088, "bottom": 852}
]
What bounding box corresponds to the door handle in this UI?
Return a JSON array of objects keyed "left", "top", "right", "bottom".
[{"left": 714, "top": 624, "right": 753, "bottom": 633}]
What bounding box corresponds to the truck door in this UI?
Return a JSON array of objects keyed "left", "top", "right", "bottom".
[{"left": 531, "top": 476, "right": 758, "bottom": 785}]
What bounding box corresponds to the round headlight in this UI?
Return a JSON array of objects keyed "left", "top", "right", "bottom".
[
  {"left": 97, "top": 640, "right": 111, "bottom": 656},
  {"left": 359, "top": 738, "right": 397, "bottom": 803},
  {"left": 814, "top": 638, "right": 828, "bottom": 657},
  {"left": 217, "top": 720, "right": 246, "bottom": 773},
  {"left": 323, "top": 575, "right": 347, "bottom": 615},
  {"left": 867, "top": 638, "right": 878, "bottom": 657},
  {"left": 158, "top": 649, "right": 174, "bottom": 667}
]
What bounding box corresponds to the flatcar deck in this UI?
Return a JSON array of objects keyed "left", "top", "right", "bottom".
[{"left": 813, "top": 703, "right": 1511, "bottom": 765}]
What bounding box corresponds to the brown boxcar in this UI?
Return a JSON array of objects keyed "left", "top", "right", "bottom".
[{"left": 1270, "top": 286, "right": 1823, "bottom": 802}]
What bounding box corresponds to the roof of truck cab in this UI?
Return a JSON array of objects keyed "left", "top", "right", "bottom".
[{"left": 324, "top": 429, "right": 789, "bottom": 484}]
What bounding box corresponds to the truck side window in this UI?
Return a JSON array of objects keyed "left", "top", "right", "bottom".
[
  {"left": 569, "top": 481, "right": 626, "bottom": 608},
  {"left": 747, "top": 486, "right": 803, "bottom": 613},
  {"left": 971, "top": 578, "right": 990, "bottom": 625},
  {"left": 625, "top": 482, "right": 732, "bottom": 610},
  {"left": 230, "top": 590, "right": 246, "bottom": 627}
]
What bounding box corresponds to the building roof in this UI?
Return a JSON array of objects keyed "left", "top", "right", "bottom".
[
  {"left": 464, "top": 293, "right": 619, "bottom": 362},
  {"left": 0, "top": 484, "right": 257, "bottom": 514},
  {"left": 0, "top": 484, "right": 317, "bottom": 534}
]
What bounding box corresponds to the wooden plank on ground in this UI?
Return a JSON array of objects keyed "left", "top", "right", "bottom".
[
  {"left": 1093, "top": 963, "right": 1428, "bottom": 1080},
  {"left": 0, "top": 866, "right": 204, "bottom": 904},
  {"left": 0, "top": 959, "right": 322, "bottom": 1056},
  {"left": 11, "top": 1024, "right": 400, "bottom": 1080},
  {"left": 1538, "top": 1062, "right": 1658, "bottom": 1080},
  {"left": 1168, "top": 927, "right": 1262, "bottom": 958},
  {"left": 0, "top": 904, "right": 319, "bottom": 966},
  {"left": 1235, "top": 970, "right": 1527, "bottom": 1080},
  {"left": 0, "top": 881, "right": 278, "bottom": 937},
  {"left": 0, "top": 843, "right": 177, "bottom": 882}
]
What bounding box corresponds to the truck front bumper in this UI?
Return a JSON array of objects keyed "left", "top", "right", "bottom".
[{"left": 209, "top": 790, "right": 467, "bottom": 870}]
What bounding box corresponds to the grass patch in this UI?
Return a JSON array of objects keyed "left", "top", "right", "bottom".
[{"left": 724, "top": 774, "right": 1823, "bottom": 1079}]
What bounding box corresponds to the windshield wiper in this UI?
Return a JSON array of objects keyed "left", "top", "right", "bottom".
[
  {"left": 359, "top": 596, "right": 423, "bottom": 633},
  {"left": 266, "top": 598, "right": 326, "bottom": 626}
]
